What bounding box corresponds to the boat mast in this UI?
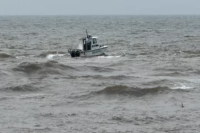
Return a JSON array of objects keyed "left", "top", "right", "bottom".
[
  {"left": 86, "top": 30, "right": 89, "bottom": 38},
  {"left": 86, "top": 30, "right": 88, "bottom": 51}
]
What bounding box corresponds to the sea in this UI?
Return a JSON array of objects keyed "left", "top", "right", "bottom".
[{"left": 0, "top": 15, "right": 200, "bottom": 133}]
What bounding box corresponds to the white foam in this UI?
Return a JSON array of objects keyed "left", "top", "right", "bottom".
[
  {"left": 172, "top": 83, "right": 193, "bottom": 90},
  {"left": 46, "top": 54, "right": 65, "bottom": 60},
  {"left": 19, "top": 94, "right": 52, "bottom": 99}
]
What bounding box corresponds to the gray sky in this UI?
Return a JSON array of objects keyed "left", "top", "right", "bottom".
[{"left": 0, "top": 0, "right": 200, "bottom": 15}]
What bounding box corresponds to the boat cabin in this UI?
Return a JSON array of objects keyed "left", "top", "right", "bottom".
[{"left": 82, "top": 35, "right": 100, "bottom": 51}]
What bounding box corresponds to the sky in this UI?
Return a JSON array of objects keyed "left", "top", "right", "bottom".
[{"left": 0, "top": 0, "right": 200, "bottom": 15}]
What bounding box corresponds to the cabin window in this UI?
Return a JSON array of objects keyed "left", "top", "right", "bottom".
[{"left": 93, "top": 38, "right": 97, "bottom": 44}]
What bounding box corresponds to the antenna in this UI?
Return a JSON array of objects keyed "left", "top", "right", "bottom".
[{"left": 86, "top": 30, "right": 88, "bottom": 36}]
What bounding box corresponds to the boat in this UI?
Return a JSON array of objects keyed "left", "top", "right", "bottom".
[{"left": 68, "top": 30, "right": 108, "bottom": 57}]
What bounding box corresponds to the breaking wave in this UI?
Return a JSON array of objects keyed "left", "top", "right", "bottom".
[
  {"left": 96, "top": 85, "right": 169, "bottom": 96},
  {"left": 70, "top": 83, "right": 193, "bottom": 100},
  {"left": 95, "top": 85, "right": 190, "bottom": 97},
  {"left": 46, "top": 54, "right": 65, "bottom": 60}
]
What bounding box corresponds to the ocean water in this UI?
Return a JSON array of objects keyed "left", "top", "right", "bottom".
[{"left": 1, "top": 15, "right": 200, "bottom": 133}]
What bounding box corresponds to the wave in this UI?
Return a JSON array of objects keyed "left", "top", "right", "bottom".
[
  {"left": 96, "top": 85, "right": 169, "bottom": 96},
  {"left": 13, "top": 60, "right": 77, "bottom": 74},
  {"left": 106, "top": 75, "right": 133, "bottom": 80},
  {"left": 184, "top": 35, "right": 200, "bottom": 38},
  {"left": 88, "top": 66, "right": 114, "bottom": 72},
  {"left": 95, "top": 85, "right": 190, "bottom": 97},
  {"left": 154, "top": 67, "right": 191, "bottom": 74},
  {"left": 182, "top": 50, "right": 200, "bottom": 58},
  {"left": 70, "top": 85, "right": 174, "bottom": 100},
  {"left": 3, "top": 35, "right": 19, "bottom": 41},
  {"left": 161, "top": 40, "right": 180, "bottom": 44},
  {"left": 70, "top": 75, "right": 134, "bottom": 81},
  {"left": 22, "top": 32, "right": 39, "bottom": 36},
  {"left": 153, "top": 72, "right": 186, "bottom": 77},
  {"left": 0, "top": 53, "right": 14, "bottom": 58},
  {"left": 182, "top": 50, "right": 200, "bottom": 55},
  {"left": 19, "top": 94, "right": 51, "bottom": 99},
  {"left": 2, "top": 84, "right": 39, "bottom": 92}
]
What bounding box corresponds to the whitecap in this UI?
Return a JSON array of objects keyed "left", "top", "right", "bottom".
[
  {"left": 172, "top": 83, "right": 193, "bottom": 90},
  {"left": 46, "top": 54, "right": 65, "bottom": 60}
]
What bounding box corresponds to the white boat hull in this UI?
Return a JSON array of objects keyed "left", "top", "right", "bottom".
[{"left": 84, "top": 46, "right": 107, "bottom": 57}]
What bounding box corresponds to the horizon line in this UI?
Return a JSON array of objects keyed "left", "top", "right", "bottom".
[{"left": 0, "top": 14, "right": 200, "bottom": 16}]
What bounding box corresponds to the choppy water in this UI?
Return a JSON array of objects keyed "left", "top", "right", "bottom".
[{"left": 1, "top": 15, "right": 200, "bottom": 133}]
